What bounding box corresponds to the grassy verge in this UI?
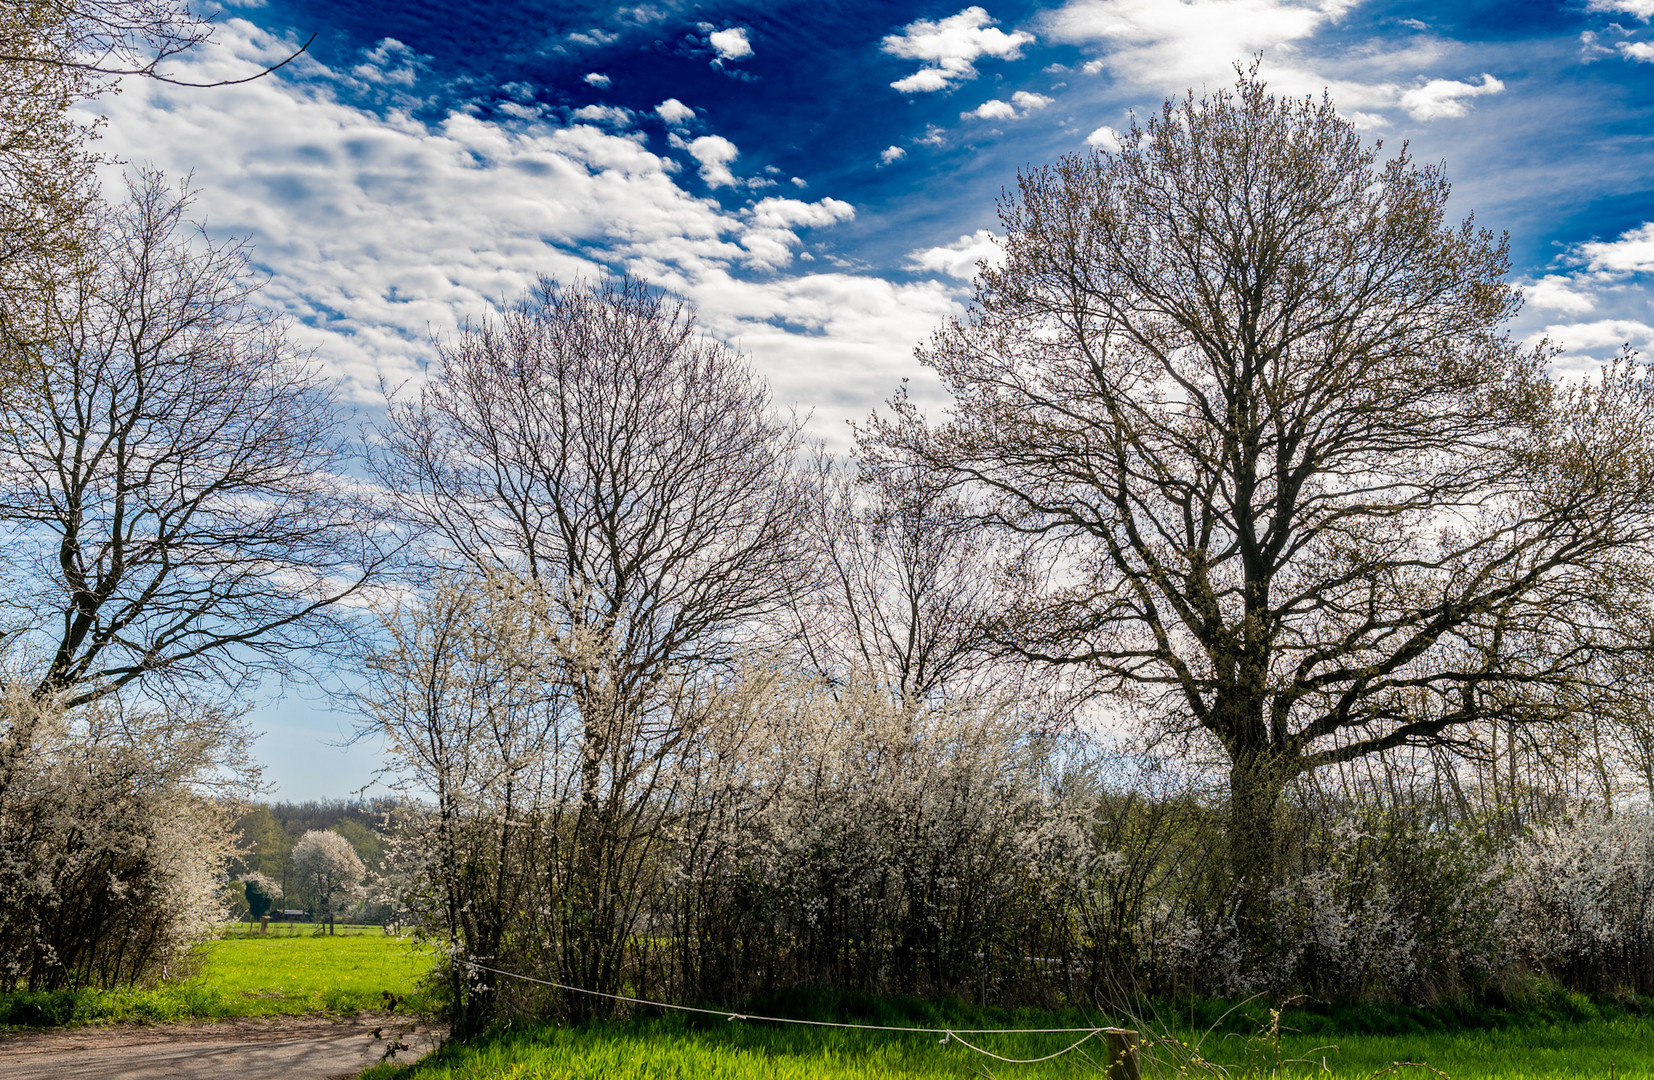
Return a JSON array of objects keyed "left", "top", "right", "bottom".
[
  {"left": 364, "top": 990, "right": 1654, "bottom": 1080},
  {"left": 0, "top": 924, "right": 435, "bottom": 1027}
]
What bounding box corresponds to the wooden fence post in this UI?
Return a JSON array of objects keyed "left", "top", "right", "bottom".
[{"left": 1104, "top": 1028, "right": 1141, "bottom": 1080}]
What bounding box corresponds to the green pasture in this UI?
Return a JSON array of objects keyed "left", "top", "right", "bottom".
[
  {"left": 0, "top": 924, "right": 435, "bottom": 1026},
  {"left": 365, "top": 994, "right": 1654, "bottom": 1080}
]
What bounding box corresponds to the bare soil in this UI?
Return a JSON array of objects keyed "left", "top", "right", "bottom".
[{"left": 0, "top": 1012, "right": 442, "bottom": 1079}]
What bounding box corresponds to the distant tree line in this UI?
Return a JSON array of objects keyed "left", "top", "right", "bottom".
[{"left": 227, "top": 800, "right": 393, "bottom": 924}]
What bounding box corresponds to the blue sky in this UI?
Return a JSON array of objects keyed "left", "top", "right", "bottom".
[{"left": 92, "top": 0, "right": 1654, "bottom": 798}]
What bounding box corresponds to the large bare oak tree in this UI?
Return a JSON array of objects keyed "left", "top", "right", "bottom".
[{"left": 868, "top": 72, "right": 1654, "bottom": 931}]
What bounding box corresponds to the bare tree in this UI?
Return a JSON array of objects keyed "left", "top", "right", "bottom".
[
  {"left": 793, "top": 450, "right": 1011, "bottom": 706},
  {"left": 0, "top": 170, "right": 387, "bottom": 706},
  {"left": 376, "top": 274, "right": 811, "bottom": 1016},
  {"left": 868, "top": 70, "right": 1654, "bottom": 934}
]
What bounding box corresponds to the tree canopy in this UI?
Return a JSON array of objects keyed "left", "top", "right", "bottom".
[{"left": 868, "top": 70, "right": 1654, "bottom": 926}]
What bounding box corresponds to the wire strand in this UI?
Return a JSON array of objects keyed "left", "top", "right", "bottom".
[{"left": 462, "top": 961, "right": 1131, "bottom": 1053}]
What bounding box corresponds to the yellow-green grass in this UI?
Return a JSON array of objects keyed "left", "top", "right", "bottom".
[
  {"left": 365, "top": 1010, "right": 1654, "bottom": 1080},
  {"left": 0, "top": 927, "right": 435, "bottom": 1027}
]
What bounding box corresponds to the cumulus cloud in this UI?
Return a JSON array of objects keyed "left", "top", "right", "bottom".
[
  {"left": 655, "top": 98, "right": 695, "bottom": 125},
  {"left": 567, "top": 27, "right": 620, "bottom": 47},
  {"left": 1523, "top": 275, "right": 1597, "bottom": 314},
  {"left": 879, "top": 145, "right": 907, "bottom": 164},
  {"left": 1582, "top": 222, "right": 1654, "bottom": 273},
  {"left": 1511, "top": 223, "right": 1654, "bottom": 356},
  {"left": 1043, "top": 0, "right": 1344, "bottom": 89},
  {"left": 1587, "top": 0, "right": 1654, "bottom": 19},
  {"left": 583, "top": 72, "right": 611, "bottom": 87},
  {"left": 350, "top": 38, "right": 423, "bottom": 87},
  {"left": 1619, "top": 40, "right": 1654, "bottom": 61},
  {"left": 966, "top": 99, "right": 1018, "bottom": 119},
  {"left": 86, "top": 21, "right": 961, "bottom": 451},
  {"left": 965, "top": 90, "right": 1052, "bottom": 120},
  {"left": 1039, "top": 0, "right": 1505, "bottom": 128},
  {"left": 1536, "top": 319, "right": 1654, "bottom": 356},
  {"left": 1085, "top": 124, "right": 1123, "bottom": 150},
  {"left": 685, "top": 134, "right": 739, "bottom": 187},
  {"left": 738, "top": 196, "right": 857, "bottom": 267},
  {"left": 882, "top": 6, "right": 1034, "bottom": 93},
  {"left": 571, "top": 104, "right": 631, "bottom": 125},
  {"left": 1397, "top": 74, "right": 1504, "bottom": 120},
  {"left": 709, "top": 26, "right": 754, "bottom": 61},
  {"left": 906, "top": 229, "right": 1002, "bottom": 280}
]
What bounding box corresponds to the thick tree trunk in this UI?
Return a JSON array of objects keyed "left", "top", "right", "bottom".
[{"left": 1228, "top": 748, "right": 1293, "bottom": 944}]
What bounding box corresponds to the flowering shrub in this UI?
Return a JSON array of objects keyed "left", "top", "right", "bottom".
[
  {"left": 371, "top": 584, "right": 1654, "bottom": 1015},
  {"left": 0, "top": 691, "right": 241, "bottom": 990},
  {"left": 1507, "top": 810, "right": 1654, "bottom": 992}
]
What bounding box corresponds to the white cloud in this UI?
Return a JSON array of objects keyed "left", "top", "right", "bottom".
[
  {"left": 1039, "top": 0, "right": 1501, "bottom": 128},
  {"left": 1397, "top": 74, "right": 1504, "bottom": 120},
  {"left": 583, "top": 72, "right": 611, "bottom": 87},
  {"left": 1618, "top": 40, "right": 1654, "bottom": 61},
  {"left": 879, "top": 145, "right": 907, "bottom": 164},
  {"left": 709, "top": 26, "right": 754, "bottom": 61},
  {"left": 883, "top": 6, "right": 1034, "bottom": 93},
  {"left": 747, "top": 197, "right": 856, "bottom": 230},
  {"left": 738, "top": 196, "right": 856, "bottom": 267},
  {"left": 906, "top": 229, "right": 1002, "bottom": 280},
  {"left": 567, "top": 28, "right": 620, "bottom": 46},
  {"left": 655, "top": 98, "right": 695, "bottom": 126},
  {"left": 1523, "top": 275, "right": 1597, "bottom": 314},
  {"left": 1582, "top": 222, "right": 1654, "bottom": 273},
  {"left": 1536, "top": 319, "right": 1654, "bottom": 354},
  {"left": 686, "top": 134, "right": 739, "bottom": 187},
  {"left": 85, "top": 21, "right": 962, "bottom": 452},
  {"left": 1513, "top": 223, "right": 1654, "bottom": 344},
  {"left": 1086, "top": 124, "right": 1123, "bottom": 150},
  {"left": 1587, "top": 0, "right": 1654, "bottom": 19},
  {"left": 350, "top": 38, "right": 422, "bottom": 87},
  {"left": 1043, "top": 0, "right": 1347, "bottom": 89},
  {"left": 966, "top": 99, "right": 1019, "bottom": 119},
  {"left": 571, "top": 104, "right": 631, "bottom": 125},
  {"left": 965, "top": 90, "right": 1053, "bottom": 121},
  {"left": 1011, "top": 90, "right": 1053, "bottom": 110}
]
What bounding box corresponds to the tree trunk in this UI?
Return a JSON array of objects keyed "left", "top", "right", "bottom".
[{"left": 1228, "top": 749, "right": 1293, "bottom": 945}]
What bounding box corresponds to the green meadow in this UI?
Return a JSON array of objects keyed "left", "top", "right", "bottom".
[
  {"left": 7, "top": 934, "right": 1654, "bottom": 1080},
  {"left": 365, "top": 992, "right": 1654, "bottom": 1080},
  {"left": 0, "top": 924, "right": 434, "bottom": 1026}
]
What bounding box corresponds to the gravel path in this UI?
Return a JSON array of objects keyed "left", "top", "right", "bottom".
[{"left": 0, "top": 1013, "right": 442, "bottom": 1080}]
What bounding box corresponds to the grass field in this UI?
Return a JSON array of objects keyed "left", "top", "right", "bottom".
[
  {"left": 364, "top": 993, "right": 1654, "bottom": 1080},
  {"left": 0, "top": 924, "right": 435, "bottom": 1027}
]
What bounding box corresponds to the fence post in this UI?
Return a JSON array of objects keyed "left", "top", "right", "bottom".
[{"left": 1104, "top": 1028, "right": 1140, "bottom": 1080}]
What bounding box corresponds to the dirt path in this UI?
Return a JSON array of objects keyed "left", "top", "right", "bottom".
[{"left": 0, "top": 1013, "right": 443, "bottom": 1080}]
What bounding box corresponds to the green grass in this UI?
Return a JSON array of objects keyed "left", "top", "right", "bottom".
[
  {"left": 363, "top": 992, "right": 1654, "bottom": 1080},
  {"left": 0, "top": 924, "right": 436, "bottom": 1027}
]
